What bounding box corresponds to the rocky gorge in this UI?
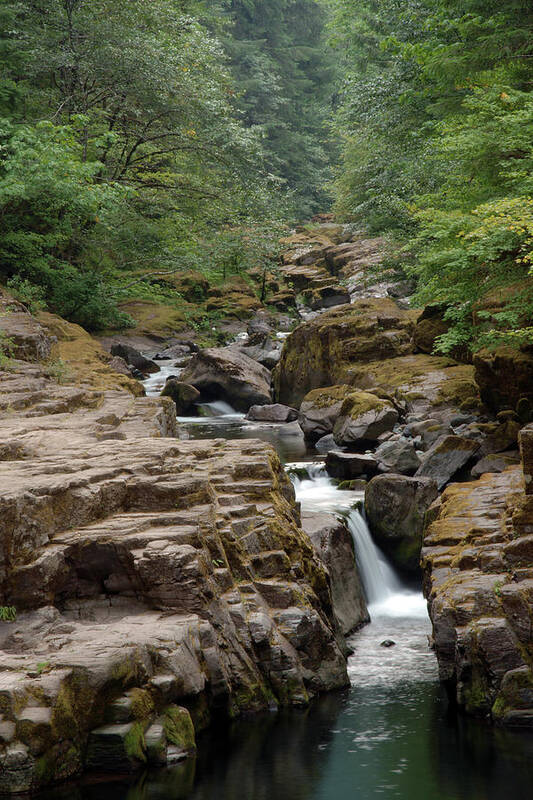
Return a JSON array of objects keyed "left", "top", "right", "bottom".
[{"left": 1, "top": 221, "right": 533, "bottom": 795}]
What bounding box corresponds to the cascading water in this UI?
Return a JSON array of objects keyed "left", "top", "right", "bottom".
[{"left": 290, "top": 464, "right": 427, "bottom": 619}]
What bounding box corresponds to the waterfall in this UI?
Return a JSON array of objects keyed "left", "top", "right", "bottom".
[
  {"left": 346, "top": 510, "right": 401, "bottom": 605},
  {"left": 289, "top": 464, "right": 428, "bottom": 620}
]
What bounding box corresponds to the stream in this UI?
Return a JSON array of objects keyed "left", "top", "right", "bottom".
[{"left": 38, "top": 363, "right": 533, "bottom": 799}]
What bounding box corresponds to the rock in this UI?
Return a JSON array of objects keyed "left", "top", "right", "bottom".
[
  {"left": 325, "top": 451, "right": 379, "bottom": 480},
  {"left": 374, "top": 438, "right": 420, "bottom": 474},
  {"left": 474, "top": 345, "right": 533, "bottom": 412},
  {"left": 298, "top": 385, "right": 355, "bottom": 443},
  {"left": 365, "top": 475, "right": 439, "bottom": 573},
  {"left": 108, "top": 356, "right": 134, "bottom": 377},
  {"left": 246, "top": 404, "right": 298, "bottom": 423},
  {"left": 421, "top": 465, "right": 533, "bottom": 725},
  {"left": 110, "top": 343, "right": 159, "bottom": 375},
  {"left": 471, "top": 451, "right": 521, "bottom": 479},
  {"left": 380, "top": 640, "right": 396, "bottom": 648},
  {"left": 165, "top": 271, "right": 209, "bottom": 302},
  {"left": 314, "top": 434, "right": 339, "bottom": 454},
  {"left": 521, "top": 424, "right": 533, "bottom": 495},
  {"left": 413, "top": 305, "right": 450, "bottom": 355},
  {"left": 0, "top": 313, "right": 351, "bottom": 793},
  {"left": 152, "top": 343, "right": 193, "bottom": 360},
  {"left": 333, "top": 392, "right": 399, "bottom": 448},
  {"left": 247, "top": 312, "right": 272, "bottom": 346},
  {"left": 86, "top": 723, "right": 142, "bottom": 772},
  {"left": 0, "top": 293, "right": 52, "bottom": 362},
  {"left": 160, "top": 379, "right": 200, "bottom": 415},
  {"left": 301, "top": 511, "right": 369, "bottom": 635},
  {"left": 387, "top": 280, "right": 416, "bottom": 299},
  {"left": 301, "top": 285, "right": 351, "bottom": 310},
  {"left": 180, "top": 347, "right": 272, "bottom": 412},
  {"left": 415, "top": 435, "right": 481, "bottom": 489},
  {"left": 274, "top": 298, "right": 417, "bottom": 406},
  {"left": 404, "top": 419, "right": 452, "bottom": 451}
]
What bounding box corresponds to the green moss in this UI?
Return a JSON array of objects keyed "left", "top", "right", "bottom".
[
  {"left": 302, "top": 384, "right": 354, "bottom": 408},
  {"left": 338, "top": 391, "right": 387, "bottom": 420},
  {"left": 163, "top": 706, "right": 196, "bottom": 753},
  {"left": 124, "top": 721, "right": 147, "bottom": 763},
  {"left": 129, "top": 688, "right": 154, "bottom": 721}
]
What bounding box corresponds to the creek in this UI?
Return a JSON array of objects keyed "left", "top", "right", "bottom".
[{"left": 37, "top": 362, "right": 533, "bottom": 800}]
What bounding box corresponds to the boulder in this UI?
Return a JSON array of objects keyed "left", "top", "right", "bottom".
[
  {"left": 405, "top": 419, "right": 452, "bottom": 451},
  {"left": 108, "top": 356, "right": 134, "bottom": 378},
  {"left": 314, "top": 434, "right": 339, "bottom": 454},
  {"left": 474, "top": 345, "right": 533, "bottom": 412},
  {"left": 301, "top": 285, "right": 351, "bottom": 311},
  {"left": 298, "top": 385, "right": 355, "bottom": 443},
  {"left": 180, "top": 347, "right": 272, "bottom": 412},
  {"left": 415, "top": 435, "right": 481, "bottom": 489},
  {"left": 274, "top": 298, "right": 417, "bottom": 406},
  {"left": 365, "top": 474, "right": 439, "bottom": 573},
  {"left": 110, "top": 343, "right": 159, "bottom": 375},
  {"left": 160, "top": 379, "right": 200, "bottom": 415},
  {"left": 333, "top": 392, "right": 399, "bottom": 448},
  {"left": 246, "top": 404, "right": 298, "bottom": 423},
  {"left": 301, "top": 511, "right": 369, "bottom": 635},
  {"left": 374, "top": 438, "right": 420, "bottom": 474},
  {"left": 247, "top": 312, "right": 272, "bottom": 346},
  {"left": 470, "top": 451, "right": 520, "bottom": 479},
  {"left": 413, "top": 305, "right": 450, "bottom": 355},
  {"left": 325, "top": 451, "right": 378, "bottom": 480}
]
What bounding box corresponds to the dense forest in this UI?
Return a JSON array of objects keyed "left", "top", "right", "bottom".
[{"left": 0, "top": 0, "right": 532, "bottom": 354}]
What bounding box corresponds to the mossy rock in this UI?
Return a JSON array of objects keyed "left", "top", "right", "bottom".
[
  {"left": 206, "top": 293, "right": 262, "bottom": 318},
  {"left": 163, "top": 706, "right": 196, "bottom": 753}
]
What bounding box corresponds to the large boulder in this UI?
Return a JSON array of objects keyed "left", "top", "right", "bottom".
[
  {"left": 325, "top": 451, "right": 379, "bottom": 480},
  {"left": 520, "top": 424, "right": 533, "bottom": 495},
  {"left": 160, "top": 379, "right": 200, "bottom": 415},
  {"left": 274, "top": 298, "right": 417, "bottom": 406},
  {"left": 415, "top": 435, "right": 480, "bottom": 489},
  {"left": 333, "top": 392, "right": 399, "bottom": 448},
  {"left": 302, "top": 511, "right": 369, "bottom": 635},
  {"left": 474, "top": 346, "right": 533, "bottom": 412},
  {"left": 365, "top": 474, "right": 439, "bottom": 573},
  {"left": 374, "top": 438, "right": 420, "bottom": 475},
  {"left": 298, "top": 385, "right": 355, "bottom": 443},
  {"left": 246, "top": 404, "right": 298, "bottom": 423},
  {"left": 180, "top": 347, "right": 272, "bottom": 412},
  {"left": 110, "top": 343, "right": 159, "bottom": 375}
]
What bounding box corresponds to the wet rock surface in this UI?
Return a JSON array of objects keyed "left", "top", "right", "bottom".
[
  {"left": 0, "top": 301, "right": 351, "bottom": 794},
  {"left": 421, "top": 427, "right": 533, "bottom": 726},
  {"left": 365, "top": 475, "right": 439, "bottom": 573},
  {"left": 301, "top": 511, "right": 369, "bottom": 635}
]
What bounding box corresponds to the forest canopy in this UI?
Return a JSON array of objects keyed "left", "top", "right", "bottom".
[{"left": 0, "top": 0, "right": 532, "bottom": 352}]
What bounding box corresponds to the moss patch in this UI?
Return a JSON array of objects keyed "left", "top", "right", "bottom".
[{"left": 163, "top": 706, "right": 196, "bottom": 753}]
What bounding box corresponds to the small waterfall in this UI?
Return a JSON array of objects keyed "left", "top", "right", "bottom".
[
  {"left": 290, "top": 465, "right": 428, "bottom": 620},
  {"left": 197, "top": 400, "right": 242, "bottom": 417},
  {"left": 347, "top": 509, "right": 428, "bottom": 619}
]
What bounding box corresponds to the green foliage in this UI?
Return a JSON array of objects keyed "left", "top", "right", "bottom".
[
  {"left": 0, "top": 606, "right": 16, "bottom": 621},
  {"left": 327, "top": 0, "right": 533, "bottom": 352},
  {"left": 209, "top": 0, "right": 338, "bottom": 217},
  {"left": 0, "top": 0, "right": 315, "bottom": 330}
]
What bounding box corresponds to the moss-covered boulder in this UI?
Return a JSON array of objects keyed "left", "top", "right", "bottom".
[
  {"left": 274, "top": 298, "right": 417, "bottom": 406},
  {"left": 298, "top": 385, "right": 355, "bottom": 442},
  {"left": 333, "top": 392, "right": 398, "bottom": 448},
  {"left": 365, "top": 474, "right": 439, "bottom": 573},
  {"left": 413, "top": 305, "right": 450, "bottom": 354}
]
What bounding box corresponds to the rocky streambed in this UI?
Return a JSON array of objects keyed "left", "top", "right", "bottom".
[{"left": 1, "top": 221, "right": 533, "bottom": 796}]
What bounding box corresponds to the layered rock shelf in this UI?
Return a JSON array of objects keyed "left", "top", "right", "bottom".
[
  {"left": 0, "top": 295, "right": 355, "bottom": 794},
  {"left": 421, "top": 425, "right": 533, "bottom": 726}
]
